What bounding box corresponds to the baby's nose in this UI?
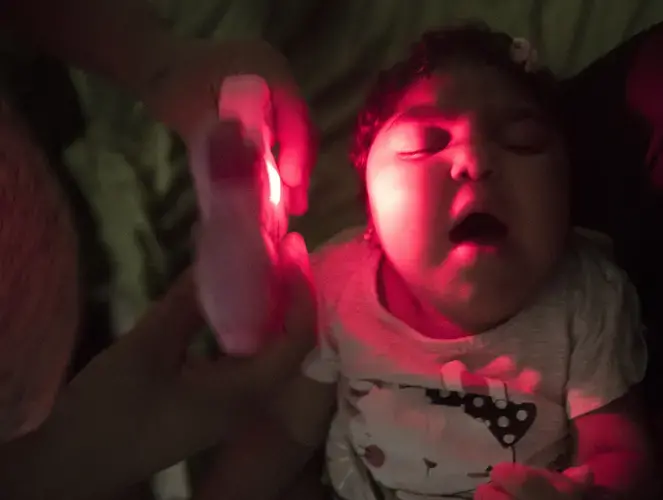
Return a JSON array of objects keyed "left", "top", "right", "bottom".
[{"left": 449, "top": 146, "right": 493, "bottom": 182}]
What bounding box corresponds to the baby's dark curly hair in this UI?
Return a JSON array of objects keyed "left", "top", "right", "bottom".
[{"left": 350, "top": 23, "right": 560, "bottom": 184}]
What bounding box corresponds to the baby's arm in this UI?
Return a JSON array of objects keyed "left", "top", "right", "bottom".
[
  {"left": 484, "top": 251, "right": 657, "bottom": 500},
  {"left": 565, "top": 255, "right": 655, "bottom": 497},
  {"left": 195, "top": 375, "right": 336, "bottom": 500},
  {"left": 570, "top": 389, "right": 653, "bottom": 497}
]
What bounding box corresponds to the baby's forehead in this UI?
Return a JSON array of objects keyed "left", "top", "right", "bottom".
[{"left": 395, "top": 65, "right": 539, "bottom": 119}]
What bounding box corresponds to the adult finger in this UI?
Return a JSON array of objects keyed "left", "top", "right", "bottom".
[
  {"left": 280, "top": 232, "right": 315, "bottom": 336},
  {"left": 130, "top": 267, "right": 206, "bottom": 372},
  {"left": 271, "top": 83, "right": 317, "bottom": 216}
]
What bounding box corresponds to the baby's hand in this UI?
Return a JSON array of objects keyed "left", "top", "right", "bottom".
[{"left": 474, "top": 463, "right": 592, "bottom": 500}]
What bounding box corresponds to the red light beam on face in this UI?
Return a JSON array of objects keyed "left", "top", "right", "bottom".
[{"left": 266, "top": 155, "right": 281, "bottom": 206}]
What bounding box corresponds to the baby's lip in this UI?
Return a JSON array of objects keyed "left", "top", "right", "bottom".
[
  {"left": 448, "top": 200, "right": 509, "bottom": 245},
  {"left": 450, "top": 194, "right": 495, "bottom": 227},
  {"left": 451, "top": 181, "right": 509, "bottom": 221}
]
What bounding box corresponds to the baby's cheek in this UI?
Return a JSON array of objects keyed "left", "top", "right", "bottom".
[
  {"left": 368, "top": 167, "right": 413, "bottom": 228},
  {"left": 510, "top": 161, "right": 568, "bottom": 255},
  {"left": 370, "top": 167, "right": 448, "bottom": 265}
]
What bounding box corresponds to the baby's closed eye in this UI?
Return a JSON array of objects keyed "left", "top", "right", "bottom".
[
  {"left": 398, "top": 126, "right": 453, "bottom": 159},
  {"left": 495, "top": 114, "right": 551, "bottom": 154}
]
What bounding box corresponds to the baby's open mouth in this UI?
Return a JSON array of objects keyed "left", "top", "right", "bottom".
[{"left": 449, "top": 212, "right": 508, "bottom": 245}]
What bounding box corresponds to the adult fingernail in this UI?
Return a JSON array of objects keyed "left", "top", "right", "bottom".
[
  {"left": 287, "top": 186, "right": 308, "bottom": 215},
  {"left": 278, "top": 149, "right": 304, "bottom": 186},
  {"left": 280, "top": 232, "right": 310, "bottom": 274}
]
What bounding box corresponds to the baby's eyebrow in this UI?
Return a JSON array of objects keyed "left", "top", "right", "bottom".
[
  {"left": 393, "top": 104, "right": 460, "bottom": 123},
  {"left": 501, "top": 105, "right": 547, "bottom": 123}
]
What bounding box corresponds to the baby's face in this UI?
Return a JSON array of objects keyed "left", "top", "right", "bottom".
[{"left": 366, "top": 63, "right": 569, "bottom": 331}]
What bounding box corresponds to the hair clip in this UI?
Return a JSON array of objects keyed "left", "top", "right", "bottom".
[{"left": 510, "top": 37, "right": 539, "bottom": 73}]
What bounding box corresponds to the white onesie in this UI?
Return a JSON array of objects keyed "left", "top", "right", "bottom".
[{"left": 302, "top": 228, "right": 647, "bottom": 500}]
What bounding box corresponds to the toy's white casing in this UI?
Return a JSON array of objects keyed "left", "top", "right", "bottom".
[{"left": 190, "top": 75, "right": 283, "bottom": 355}]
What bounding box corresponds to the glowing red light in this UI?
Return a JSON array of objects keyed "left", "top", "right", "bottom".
[{"left": 266, "top": 155, "right": 281, "bottom": 205}]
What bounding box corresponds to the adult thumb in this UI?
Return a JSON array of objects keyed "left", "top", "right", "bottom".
[{"left": 280, "top": 232, "right": 315, "bottom": 336}]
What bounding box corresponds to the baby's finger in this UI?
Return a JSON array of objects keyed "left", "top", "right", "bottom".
[
  {"left": 490, "top": 463, "right": 558, "bottom": 500},
  {"left": 474, "top": 482, "right": 513, "bottom": 500}
]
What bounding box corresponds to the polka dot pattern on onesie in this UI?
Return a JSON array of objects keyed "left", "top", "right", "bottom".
[{"left": 424, "top": 388, "right": 537, "bottom": 448}]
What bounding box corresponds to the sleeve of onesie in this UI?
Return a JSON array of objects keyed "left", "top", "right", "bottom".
[{"left": 565, "top": 253, "right": 648, "bottom": 420}]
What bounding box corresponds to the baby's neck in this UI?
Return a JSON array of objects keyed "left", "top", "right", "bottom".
[{"left": 377, "top": 256, "right": 474, "bottom": 340}]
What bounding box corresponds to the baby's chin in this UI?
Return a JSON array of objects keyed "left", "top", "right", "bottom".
[
  {"left": 442, "top": 289, "right": 527, "bottom": 333},
  {"left": 425, "top": 254, "right": 540, "bottom": 332},
  {"left": 435, "top": 242, "right": 515, "bottom": 284}
]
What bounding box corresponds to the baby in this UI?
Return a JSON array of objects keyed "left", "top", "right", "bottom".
[{"left": 209, "top": 24, "right": 652, "bottom": 500}]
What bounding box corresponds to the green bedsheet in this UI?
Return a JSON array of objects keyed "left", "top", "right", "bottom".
[{"left": 63, "top": 0, "right": 663, "bottom": 335}]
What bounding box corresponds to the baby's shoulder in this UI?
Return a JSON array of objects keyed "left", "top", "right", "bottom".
[
  {"left": 311, "top": 226, "right": 374, "bottom": 301},
  {"left": 566, "top": 232, "right": 629, "bottom": 291},
  {"left": 562, "top": 231, "right": 639, "bottom": 319}
]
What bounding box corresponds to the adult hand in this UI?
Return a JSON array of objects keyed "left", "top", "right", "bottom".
[
  {"left": 140, "top": 38, "right": 316, "bottom": 215},
  {"left": 0, "top": 231, "right": 316, "bottom": 500},
  {"left": 2, "top": 2, "right": 316, "bottom": 213},
  {"left": 474, "top": 463, "right": 593, "bottom": 500}
]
